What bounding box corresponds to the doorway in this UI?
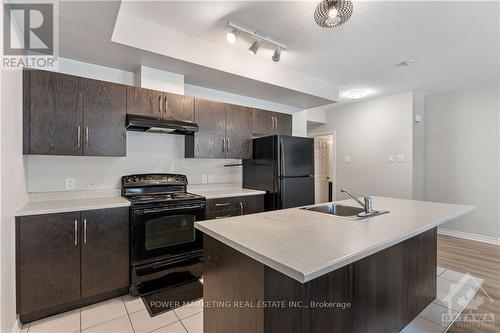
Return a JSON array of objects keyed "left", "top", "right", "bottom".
[{"left": 313, "top": 134, "right": 335, "bottom": 204}]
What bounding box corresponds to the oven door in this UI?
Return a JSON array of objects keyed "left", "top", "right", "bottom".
[{"left": 131, "top": 202, "right": 205, "bottom": 264}]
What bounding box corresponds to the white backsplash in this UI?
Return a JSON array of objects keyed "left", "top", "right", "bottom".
[{"left": 26, "top": 131, "right": 242, "bottom": 193}]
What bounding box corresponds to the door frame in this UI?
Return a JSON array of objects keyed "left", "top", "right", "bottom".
[{"left": 309, "top": 131, "right": 336, "bottom": 202}]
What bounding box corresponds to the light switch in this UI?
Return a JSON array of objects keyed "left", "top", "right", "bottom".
[
  {"left": 344, "top": 156, "right": 352, "bottom": 163},
  {"left": 201, "top": 175, "right": 208, "bottom": 184},
  {"left": 397, "top": 154, "right": 405, "bottom": 163},
  {"left": 208, "top": 175, "right": 214, "bottom": 183},
  {"left": 415, "top": 114, "right": 422, "bottom": 123},
  {"left": 388, "top": 155, "right": 395, "bottom": 163}
]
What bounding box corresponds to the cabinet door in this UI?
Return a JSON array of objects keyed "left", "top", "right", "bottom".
[
  {"left": 164, "top": 93, "right": 194, "bottom": 122},
  {"left": 81, "top": 208, "right": 129, "bottom": 298},
  {"left": 275, "top": 112, "right": 292, "bottom": 136},
  {"left": 83, "top": 79, "right": 127, "bottom": 156},
  {"left": 191, "top": 99, "right": 226, "bottom": 158},
  {"left": 252, "top": 108, "right": 274, "bottom": 135},
  {"left": 240, "top": 195, "right": 265, "bottom": 215},
  {"left": 225, "top": 104, "right": 253, "bottom": 159},
  {"left": 126, "top": 86, "right": 163, "bottom": 119},
  {"left": 25, "top": 69, "right": 83, "bottom": 155},
  {"left": 17, "top": 212, "right": 81, "bottom": 315}
]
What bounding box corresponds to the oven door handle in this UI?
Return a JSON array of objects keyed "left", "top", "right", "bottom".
[{"left": 134, "top": 204, "right": 205, "bottom": 215}]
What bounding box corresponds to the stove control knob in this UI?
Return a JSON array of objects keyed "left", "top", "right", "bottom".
[
  {"left": 175, "top": 176, "right": 180, "bottom": 182},
  {"left": 124, "top": 177, "right": 131, "bottom": 184},
  {"left": 132, "top": 176, "right": 139, "bottom": 183}
]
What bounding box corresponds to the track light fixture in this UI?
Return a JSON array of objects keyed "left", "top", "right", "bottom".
[
  {"left": 248, "top": 40, "right": 260, "bottom": 56},
  {"left": 226, "top": 21, "right": 286, "bottom": 62},
  {"left": 272, "top": 48, "right": 281, "bottom": 62}
]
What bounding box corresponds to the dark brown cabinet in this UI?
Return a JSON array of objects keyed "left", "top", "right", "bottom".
[
  {"left": 205, "top": 195, "right": 264, "bottom": 220},
  {"left": 80, "top": 208, "right": 129, "bottom": 298},
  {"left": 252, "top": 108, "right": 292, "bottom": 136},
  {"left": 16, "top": 207, "right": 129, "bottom": 323},
  {"left": 127, "top": 86, "right": 194, "bottom": 122},
  {"left": 17, "top": 212, "right": 81, "bottom": 315},
  {"left": 23, "top": 70, "right": 83, "bottom": 155},
  {"left": 23, "top": 69, "right": 126, "bottom": 156},
  {"left": 186, "top": 99, "right": 252, "bottom": 159},
  {"left": 126, "top": 86, "right": 163, "bottom": 119},
  {"left": 83, "top": 79, "right": 126, "bottom": 156}
]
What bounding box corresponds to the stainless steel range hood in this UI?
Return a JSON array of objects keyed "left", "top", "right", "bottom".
[{"left": 126, "top": 115, "right": 199, "bottom": 135}]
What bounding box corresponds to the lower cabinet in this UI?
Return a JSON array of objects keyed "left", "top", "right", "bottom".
[
  {"left": 206, "top": 195, "right": 264, "bottom": 220},
  {"left": 16, "top": 207, "right": 129, "bottom": 323}
]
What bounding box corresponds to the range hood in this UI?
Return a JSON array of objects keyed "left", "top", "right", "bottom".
[{"left": 126, "top": 115, "right": 199, "bottom": 134}]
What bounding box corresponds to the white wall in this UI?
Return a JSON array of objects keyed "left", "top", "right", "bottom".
[
  {"left": 1, "top": 69, "right": 28, "bottom": 333},
  {"left": 424, "top": 84, "right": 500, "bottom": 239},
  {"left": 308, "top": 92, "right": 414, "bottom": 200},
  {"left": 26, "top": 58, "right": 306, "bottom": 194}
]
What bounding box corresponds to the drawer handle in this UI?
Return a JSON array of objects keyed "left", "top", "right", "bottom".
[
  {"left": 215, "top": 203, "right": 230, "bottom": 207},
  {"left": 240, "top": 202, "right": 243, "bottom": 215},
  {"left": 215, "top": 215, "right": 232, "bottom": 219},
  {"left": 74, "top": 220, "right": 78, "bottom": 246}
]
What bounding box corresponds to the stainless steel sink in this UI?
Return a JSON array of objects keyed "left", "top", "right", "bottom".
[{"left": 301, "top": 204, "right": 389, "bottom": 220}]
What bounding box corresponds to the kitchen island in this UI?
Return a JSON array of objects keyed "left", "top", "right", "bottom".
[{"left": 195, "top": 197, "right": 473, "bottom": 333}]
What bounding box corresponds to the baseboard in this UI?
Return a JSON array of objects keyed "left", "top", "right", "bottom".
[
  {"left": 11, "top": 316, "right": 22, "bottom": 333},
  {"left": 438, "top": 228, "right": 500, "bottom": 246}
]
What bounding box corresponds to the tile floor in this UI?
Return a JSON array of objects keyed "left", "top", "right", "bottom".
[
  {"left": 401, "top": 267, "right": 484, "bottom": 333},
  {"left": 21, "top": 267, "right": 481, "bottom": 333}
]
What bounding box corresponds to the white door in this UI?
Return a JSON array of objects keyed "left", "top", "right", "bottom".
[{"left": 314, "top": 137, "right": 330, "bottom": 203}]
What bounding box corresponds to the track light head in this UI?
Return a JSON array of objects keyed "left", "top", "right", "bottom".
[
  {"left": 248, "top": 40, "right": 260, "bottom": 55},
  {"left": 226, "top": 29, "right": 237, "bottom": 44},
  {"left": 272, "top": 48, "right": 282, "bottom": 62}
]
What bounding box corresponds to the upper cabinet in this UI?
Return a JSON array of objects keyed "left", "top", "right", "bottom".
[
  {"left": 185, "top": 99, "right": 253, "bottom": 159},
  {"left": 23, "top": 69, "right": 126, "bottom": 156},
  {"left": 252, "top": 108, "right": 292, "bottom": 136},
  {"left": 126, "top": 86, "right": 194, "bottom": 122}
]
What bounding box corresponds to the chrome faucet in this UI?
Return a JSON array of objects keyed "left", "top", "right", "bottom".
[{"left": 341, "top": 189, "right": 374, "bottom": 214}]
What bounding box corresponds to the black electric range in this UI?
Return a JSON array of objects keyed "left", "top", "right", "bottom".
[{"left": 122, "top": 173, "right": 205, "bottom": 295}]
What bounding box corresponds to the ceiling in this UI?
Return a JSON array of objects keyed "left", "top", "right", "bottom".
[{"left": 59, "top": 1, "right": 499, "bottom": 108}]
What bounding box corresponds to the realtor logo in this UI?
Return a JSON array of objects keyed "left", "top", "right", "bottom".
[
  {"left": 2, "top": 2, "right": 57, "bottom": 69},
  {"left": 4, "top": 3, "right": 53, "bottom": 55}
]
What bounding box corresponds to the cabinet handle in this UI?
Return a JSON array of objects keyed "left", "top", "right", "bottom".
[
  {"left": 83, "top": 219, "right": 87, "bottom": 244},
  {"left": 159, "top": 95, "right": 162, "bottom": 115},
  {"left": 164, "top": 96, "right": 168, "bottom": 116},
  {"left": 240, "top": 202, "right": 243, "bottom": 215},
  {"left": 74, "top": 220, "right": 78, "bottom": 246},
  {"left": 85, "top": 127, "right": 89, "bottom": 146},
  {"left": 227, "top": 137, "right": 230, "bottom": 151},
  {"left": 222, "top": 137, "right": 226, "bottom": 152},
  {"left": 271, "top": 116, "right": 275, "bottom": 130},
  {"left": 215, "top": 215, "right": 232, "bottom": 219},
  {"left": 77, "top": 126, "right": 81, "bottom": 148},
  {"left": 215, "top": 202, "right": 230, "bottom": 207},
  {"left": 275, "top": 116, "right": 279, "bottom": 130}
]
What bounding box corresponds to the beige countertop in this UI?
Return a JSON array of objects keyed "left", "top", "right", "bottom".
[
  {"left": 190, "top": 187, "right": 266, "bottom": 199},
  {"left": 16, "top": 196, "right": 131, "bottom": 216},
  {"left": 195, "top": 197, "right": 474, "bottom": 283}
]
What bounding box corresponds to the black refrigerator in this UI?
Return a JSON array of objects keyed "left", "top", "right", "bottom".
[{"left": 243, "top": 135, "right": 315, "bottom": 211}]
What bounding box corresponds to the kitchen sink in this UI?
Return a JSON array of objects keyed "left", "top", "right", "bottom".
[{"left": 301, "top": 204, "right": 389, "bottom": 220}]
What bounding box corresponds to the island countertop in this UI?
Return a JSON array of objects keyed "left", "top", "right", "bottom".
[{"left": 195, "top": 196, "right": 473, "bottom": 283}]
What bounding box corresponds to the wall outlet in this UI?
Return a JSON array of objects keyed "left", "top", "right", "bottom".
[
  {"left": 208, "top": 175, "right": 214, "bottom": 184},
  {"left": 388, "top": 155, "right": 395, "bottom": 163},
  {"left": 397, "top": 154, "right": 405, "bottom": 163},
  {"left": 65, "top": 178, "right": 76, "bottom": 190},
  {"left": 344, "top": 156, "right": 352, "bottom": 163},
  {"left": 201, "top": 175, "right": 208, "bottom": 184}
]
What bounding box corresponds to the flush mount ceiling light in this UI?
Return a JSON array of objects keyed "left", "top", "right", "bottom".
[
  {"left": 314, "top": 0, "right": 353, "bottom": 28},
  {"left": 226, "top": 29, "right": 237, "bottom": 44},
  {"left": 348, "top": 90, "right": 368, "bottom": 99},
  {"left": 394, "top": 60, "right": 414, "bottom": 68},
  {"left": 226, "top": 20, "right": 287, "bottom": 62}
]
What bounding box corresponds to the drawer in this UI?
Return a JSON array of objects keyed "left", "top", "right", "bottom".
[
  {"left": 205, "top": 209, "right": 240, "bottom": 221},
  {"left": 206, "top": 197, "right": 240, "bottom": 215}
]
